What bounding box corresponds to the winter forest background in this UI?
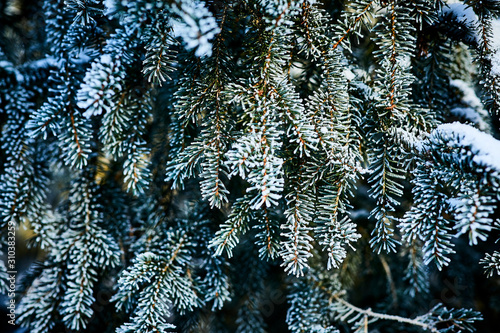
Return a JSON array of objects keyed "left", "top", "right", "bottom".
[{"left": 2, "top": 0, "right": 500, "bottom": 332}]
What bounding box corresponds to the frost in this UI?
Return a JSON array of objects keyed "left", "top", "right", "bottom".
[
  {"left": 390, "top": 126, "right": 427, "bottom": 151},
  {"left": 103, "top": 0, "right": 116, "bottom": 16},
  {"left": 27, "top": 57, "right": 59, "bottom": 69},
  {"left": 1, "top": 57, "right": 60, "bottom": 84},
  {"left": 77, "top": 54, "right": 124, "bottom": 118},
  {"left": 260, "top": 0, "right": 306, "bottom": 27},
  {"left": 69, "top": 50, "right": 92, "bottom": 65},
  {"left": 451, "top": 189, "right": 494, "bottom": 246},
  {"left": 171, "top": 1, "right": 220, "bottom": 57}
]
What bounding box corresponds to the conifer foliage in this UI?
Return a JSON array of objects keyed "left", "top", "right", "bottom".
[{"left": 1, "top": 0, "right": 500, "bottom": 332}]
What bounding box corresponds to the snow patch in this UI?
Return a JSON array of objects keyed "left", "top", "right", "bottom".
[
  {"left": 450, "top": 79, "right": 490, "bottom": 130},
  {"left": 450, "top": 106, "right": 483, "bottom": 124},
  {"left": 447, "top": 197, "right": 463, "bottom": 209},
  {"left": 490, "top": 19, "right": 500, "bottom": 75},
  {"left": 103, "top": 0, "right": 116, "bottom": 16},
  {"left": 171, "top": 1, "right": 220, "bottom": 57},
  {"left": 432, "top": 122, "right": 500, "bottom": 171},
  {"left": 343, "top": 68, "right": 355, "bottom": 81},
  {"left": 70, "top": 50, "right": 92, "bottom": 65},
  {"left": 450, "top": 79, "right": 482, "bottom": 109},
  {"left": 397, "top": 55, "right": 411, "bottom": 69},
  {"left": 26, "top": 57, "right": 59, "bottom": 69}
]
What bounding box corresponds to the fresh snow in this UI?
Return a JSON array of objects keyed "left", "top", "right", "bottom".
[
  {"left": 444, "top": 1, "right": 500, "bottom": 76},
  {"left": 342, "top": 68, "right": 355, "bottom": 81},
  {"left": 432, "top": 122, "right": 500, "bottom": 171},
  {"left": 490, "top": 18, "right": 500, "bottom": 76},
  {"left": 450, "top": 79, "right": 483, "bottom": 109},
  {"left": 450, "top": 79, "right": 490, "bottom": 130}
]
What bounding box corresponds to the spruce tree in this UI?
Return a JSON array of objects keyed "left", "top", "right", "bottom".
[{"left": 1, "top": 0, "right": 500, "bottom": 332}]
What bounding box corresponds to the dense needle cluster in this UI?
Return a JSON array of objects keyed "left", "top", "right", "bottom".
[{"left": 1, "top": 0, "right": 500, "bottom": 332}]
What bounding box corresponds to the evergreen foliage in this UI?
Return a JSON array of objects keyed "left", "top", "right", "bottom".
[{"left": 1, "top": 0, "right": 500, "bottom": 332}]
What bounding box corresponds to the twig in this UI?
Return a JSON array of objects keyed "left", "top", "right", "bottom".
[{"left": 331, "top": 291, "right": 439, "bottom": 333}]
